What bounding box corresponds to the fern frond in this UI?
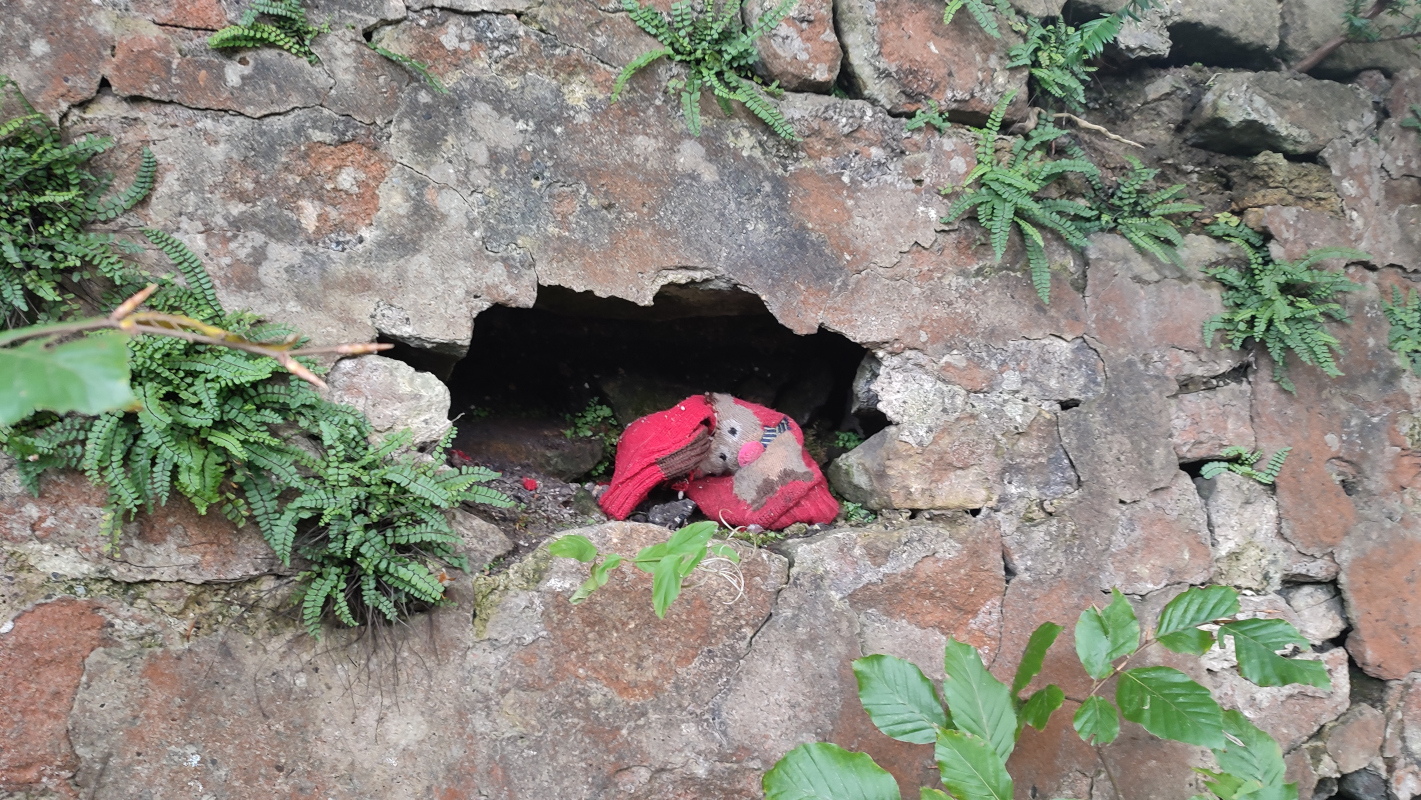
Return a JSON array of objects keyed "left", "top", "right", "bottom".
[
  {"left": 1018, "top": 219, "right": 1052, "bottom": 303},
  {"left": 1077, "top": 13, "right": 1124, "bottom": 58},
  {"left": 88, "top": 148, "right": 157, "bottom": 221},
  {"left": 367, "top": 44, "right": 448, "bottom": 94},
  {"left": 612, "top": 47, "right": 674, "bottom": 102},
  {"left": 945, "top": 0, "right": 1001, "bottom": 38}
]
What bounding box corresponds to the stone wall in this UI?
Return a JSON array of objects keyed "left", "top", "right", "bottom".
[{"left": 2, "top": 0, "right": 1420, "bottom": 798}]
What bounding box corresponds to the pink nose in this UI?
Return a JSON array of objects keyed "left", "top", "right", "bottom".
[{"left": 738, "top": 441, "right": 765, "bottom": 467}]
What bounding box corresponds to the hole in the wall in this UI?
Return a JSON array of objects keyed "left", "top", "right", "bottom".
[
  {"left": 439, "top": 283, "right": 882, "bottom": 481},
  {"left": 1348, "top": 658, "right": 1388, "bottom": 708},
  {"left": 376, "top": 335, "right": 463, "bottom": 381},
  {"left": 1179, "top": 459, "right": 1209, "bottom": 480},
  {"left": 1175, "top": 361, "right": 1251, "bottom": 395},
  {"left": 1163, "top": 23, "right": 1276, "bottom": 70},
  {"left": 1058, "top": 398, "right": 1082, "bottom": 410},
  {"left": 1326, "top": 457, "right": 1361, "bottom": 497}
]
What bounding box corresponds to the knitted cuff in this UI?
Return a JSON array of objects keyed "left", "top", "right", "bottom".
[{"left": 654, "top": 427, "right": 711, "bottom": 479}]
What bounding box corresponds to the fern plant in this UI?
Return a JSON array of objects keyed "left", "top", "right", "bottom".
[
  {"left": 1078, "top": 156, "right": 1202, "bottom": 265},
  {"left": 1006, "top": 15, "right": 1130, "bottom": 113},
  {"left": 0, "top": 77, "right": 158, "bottom": 328},
  {"left": 0, "top": 86, "right": 513, "bottom": 637},
  {"left": 287, "top": 426, "right": 512, "bottom": 634},
  {"left": 613, "top": 0, "right": 800, "bottom": 140},
  {"left": 946, "top": 0, "right": 1156, "bottom": 42},
  {"left": 367, "top": 43, "right": 448, "bottom": 94},
  {"left": 943, "top": 90, "right": 1098, "bottom": 303},
  {"left": 1383, "top": 286, "right": 1421, "bottom": 374},
  {"left": 209, "top": 1, "right": 448, "bottom": 93},
  {"left": 949, "top": 0, "right": 1155, "bottom": 113},
  {"left": 563, "top": 399, "right": 620, "bottom": 477},
  {"left": 942, "top": 0, "right": 1013, "bottom": 36},
  {"left": 1202, "top": 214, "right": 1368, "bottom": 392},
  {"left": 1201, "top": 446, "right": 1291, "bottom": 485},
  {"left": 905, "top": 100, "right": 951, "bottom": 134},
  {"left": 208, "top": 0, "right": 327, "bottom": 65}
]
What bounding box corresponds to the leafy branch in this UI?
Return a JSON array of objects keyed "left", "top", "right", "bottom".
[
  {"left": 0, "top": 284, "right": 387, "bottom": 426},
  {"left": 762, "top": 585, "right": 1324, "bottom": 800},
  {"left": 1293, "top": 0, "right": 1421, "bottom": 74}
]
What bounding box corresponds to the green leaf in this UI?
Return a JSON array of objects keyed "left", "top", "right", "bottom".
[
  {"left": 1101, "top": 589, "right": 1141, "bottom": 659},
  {"left": 1074, "top": 609, "right": 1113, "bottom": 681},
  {"left": 1215, "top": 710, "right": 1287, "bottom": 790},
  {"left": 1075, "top": 590, "right": 1139, "bottom": 680},
  {"left": 651, "top": 552, "right": 695, "bottom": 618},
  {"left": 1196, "top": 769, "right": 1252, "bottom": 800},
  {"left": 1073, "top": 696, "right": 1120, "bottom": 745},
  {"left": 762, "top": 742, "right": 902, "bottom": 800},
  {"left": 1159, "top": 585, "right": 1239, "bottom": 659},
  {"left": 1116, "top": 666, "right": 1224, "bottom": 748},
  {"left": 1158, "top": 627, "right": 1217, "bottom": 656},
  {"left": 636, "top": 520, "right": 716, "bottom": 572},
  {"left": 921, "top": 790, "right": 952, "bottom": 800},
  {"left": 1013, "top": 622, "right": 1063, "bottom": 696},
  {"left": 941, "top": 638, "right": 1018, "bottom": 763},
  {"left": 668, "top": 519, "right": 719, "bottom": 551},
  {"left": 569, "top": 553, "right": 623, "bottom": 604},
  {"left": 709, "top": 541, "right": 740, "bottom": 563},
  {"left": 1018, "top": 685, "right": 1065, "bottom": 733},
  {"left": 549, "top": 534, "right": 598, "bottom": 562},
  {"left": 1220, "top": 619, "right": 1332, "bottom": 690},
  {"left": 1156, "top": 586, "right": 1240, "bottom": 640},
  {"left": 852, "top": 654, "right": 948, "bottom": 744},
  {"left": 934, "top": 729, "right": 1013, "bottom": 800},
  {"left": 0, "top": 332, "right": 134, "bottom": 425}
]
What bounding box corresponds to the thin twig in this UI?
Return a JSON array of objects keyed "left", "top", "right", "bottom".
[
  {"left": 1292, "top": 0, "right": 1393, "bottom": 73},
  {"left": 1051, "top": 113, "right": 1146, "bottom": 148},
  {"left": 1095, "top": 744, "right": 1124, "bottom": 800},
  {"left": 2, "top": 284, "right": 391, "bottom": 389}
]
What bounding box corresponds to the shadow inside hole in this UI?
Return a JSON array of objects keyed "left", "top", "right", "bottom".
[{"left": 429, "top": 284, "right": 884, "bottom": 481}]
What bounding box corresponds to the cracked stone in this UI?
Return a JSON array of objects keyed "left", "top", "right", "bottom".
[
  {"left": 1, "top": 454, "right": 282, "bottom": 585},
  {"left": 833, "top": 0, "right": 1027, "bottom": 117},
  {"left": 1189, "top": 72, "right": 1375, "bottom": 157},
  {"left": 0, "top": 0, "right": 113, "bottom": 117},
  {"left": 1324, "top": 703, "right": 1386, "bottom": 776},
  {"left": 1102, "top": 470, "right": 1212, "bottom": 595},
  {"left": 323, "top": 354, "right": 453, "bottom": 450},
  {"left": 108, "top": 21, "right": 333, "bottom": 117},
  {"left": 0, "top": 599, "right": 114, "bottom": 794},
  {"left": 744, "top": 0, "right": 841, "bottom": 92},
  {"left": 1171, "top": 381, "right": 1255, "bottom": 462},
  {"left": 1196, "top": 471, "right": 1292, "bottom": 593}
]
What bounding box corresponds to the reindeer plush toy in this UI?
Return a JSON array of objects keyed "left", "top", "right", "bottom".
[{"left": 597, "top": 393, "right": 838, "bottom": 529}]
